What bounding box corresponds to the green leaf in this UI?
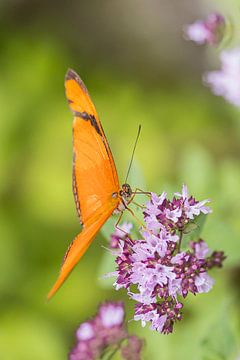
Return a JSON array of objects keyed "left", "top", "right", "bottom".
[
  {"left": 200, "top": 306, "right": 237, "bottom": 360},
  {"left": 183, "top": 222, "right": 198, "bottom": 234},
  {"left": 182, "top": 213, "right": 207, "bottom": 248}
]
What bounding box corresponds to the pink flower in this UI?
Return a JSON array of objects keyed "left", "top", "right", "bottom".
[
  {"left": 191, "top": 239, "right": 210, "bottom": 259},
  {"left": 175, "top": 184, "right": 212, "bottom": 220},
  {"left": 195, "top": 273, "right": 214, "bottom": 293},
  {"left": 144, "top": 184, "right": 211, "bottom": 232},
  {"left": 151, "top": 314, "right": 168, "bottom": 333},
  {"left": 134, "top": 301, "right": 183, "bottom": 334},
  {"left": 184, "top": 13, "right": 225, "bottom": 46},
  {"left": 204, "top": 47, "right": 240, "bottom": 107}
]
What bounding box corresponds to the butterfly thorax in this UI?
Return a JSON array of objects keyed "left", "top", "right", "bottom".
[{"left": 112, "top": 183, "right": 132, "bottom": 213}]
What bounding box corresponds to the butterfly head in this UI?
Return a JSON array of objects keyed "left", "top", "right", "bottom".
[{"left": 119, "top": 183, "right": 132, "bottom": 200}]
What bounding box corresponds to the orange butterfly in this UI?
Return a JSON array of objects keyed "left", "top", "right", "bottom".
[{"left": 47, "top": 69, "right": 134, "bottom": 300}]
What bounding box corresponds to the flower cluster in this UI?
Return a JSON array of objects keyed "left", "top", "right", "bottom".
[
  {"left": 110, "top": 185, "right": 225, "bottom": 334},
  {"left": 184, "top": 13, "right": 225, "bottom": 46},
  {"left": 69, "top": 302, "right": 143, "bottom": 360},
  {"left": 204, "top": 47, "right": 240, "bottom": 107}
]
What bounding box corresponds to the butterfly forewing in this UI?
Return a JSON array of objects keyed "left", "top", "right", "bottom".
[
  {"left": 66, "top": 69, "right": 120, "bottom": 225},
  {"left": 47, "top": 69, "right": 121, "bottom": 299}
]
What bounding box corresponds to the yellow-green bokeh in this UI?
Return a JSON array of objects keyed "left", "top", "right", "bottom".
[{"left": 0, "top": 1, "right": 239, "bottom": 359}]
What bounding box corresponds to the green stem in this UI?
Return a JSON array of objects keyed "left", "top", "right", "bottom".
[
  {"left": 100, "top": 343, "right": 121, "bottom": 360},
  {"left": 178, "top": 230, "right": 183, "bottom": 252},
  {"left": 105, "top": 346, "right": 119, "bottom": 360}
]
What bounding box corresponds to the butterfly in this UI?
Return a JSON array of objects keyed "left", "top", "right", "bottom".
[{"left": 47, "top": 69, "right": 135, "bottom": 300}]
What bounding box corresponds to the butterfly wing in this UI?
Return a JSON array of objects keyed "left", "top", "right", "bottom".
[
  {"left": 47, "top": 69, "right": 120, "bottom": 299},
  {"left": 67, "top": 69, "right": 120, "bottom": 225},
  {"left": 47, "top": 204, "right": 116, "bottom": 300}
]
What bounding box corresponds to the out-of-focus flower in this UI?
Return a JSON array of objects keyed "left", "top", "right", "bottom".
[
  {"left": 76, "top": 322, "right": 95, "bottom": 341},
  {"left": 110, "top": 222, "right": 133, "bottom": 249},
  {"left": 121, "top": 336, "right": 144, "bottom": 360},
  {"left": 206, "top": 250, "right": 226, "bottom": 269},
  {"left": 109, "top": 185, "right": 225, "bottom": 334},
  {"left": 69, "top": 301, "right": 143, "bottom": 360},
  {"left": 184, "top": 13, "right": 225, "bottom": 46},
  {"left": 98, "top": 301, "right": 125, "bottom": 328},
  {"left": 204, "top": 47, "right": 240, "bottom": 107}
]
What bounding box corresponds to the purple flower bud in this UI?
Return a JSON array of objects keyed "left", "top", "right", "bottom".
[{"left": 207, "top": 251, "right": 226, "bottom": 269}]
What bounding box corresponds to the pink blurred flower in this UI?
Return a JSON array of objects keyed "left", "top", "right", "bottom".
[
  {"left": 76, "top": 322, "right": 95, "bottom": 341},
  {"left": 184, "top": 13, "right": 225, "bottom": 46},
  {"left": 121, "top": 336, "right": 144, "bottom": 360},
  {"left": 204, "top": 47, "right": 240, "bottom": 107},
  {"left": 98, "top": 302, "right": 124, "bottom": 328},
  {"left": 69, "top": 302, "right": 143, "bottom": 360}
]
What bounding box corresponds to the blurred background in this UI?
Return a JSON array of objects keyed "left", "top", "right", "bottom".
[{"left": 0, "top": 0, "right": 239, "bottom": 359}]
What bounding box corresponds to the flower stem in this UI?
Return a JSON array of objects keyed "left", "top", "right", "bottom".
[
  {"left": 100, "top": 342, "right": 122, "bottom": 360},
  {"left": 178, "top": 230, "right": 183, "bottom": 252},
  {"left": 105, "top": 345, "right": 120, "bottom": 360}
]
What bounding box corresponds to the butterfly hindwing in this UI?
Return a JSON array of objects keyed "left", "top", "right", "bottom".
[{"left": 47, "top": 204, "right": 116, "bottom": 300}]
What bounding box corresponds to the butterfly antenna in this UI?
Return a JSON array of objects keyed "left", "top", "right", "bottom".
[{"left": 125, "top": 125, "right": 141, "bottom": 183}]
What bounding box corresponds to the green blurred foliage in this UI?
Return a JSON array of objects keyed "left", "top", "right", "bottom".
[{"left": 0, "top": 1, "right": 240, "bottom": 359}]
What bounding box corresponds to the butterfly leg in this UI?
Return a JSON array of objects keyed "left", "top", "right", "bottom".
[
  {"left": 126, "top": 187, "right": 149, "bottom": 208},
  {"left": 123, "top": 201, "right": 146, "bottom": 229},
  {"left": 133, "top": 187, "right": 151, "bottom": 197},
  {"left": 114, "top": 210, "right": 132, "bottom": 237},
  {"left": 131, "top": 200, "right": 145, "bottom": 209},
  {"left": 114, "top": 210, "right": 123, "bottom": 230}
]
